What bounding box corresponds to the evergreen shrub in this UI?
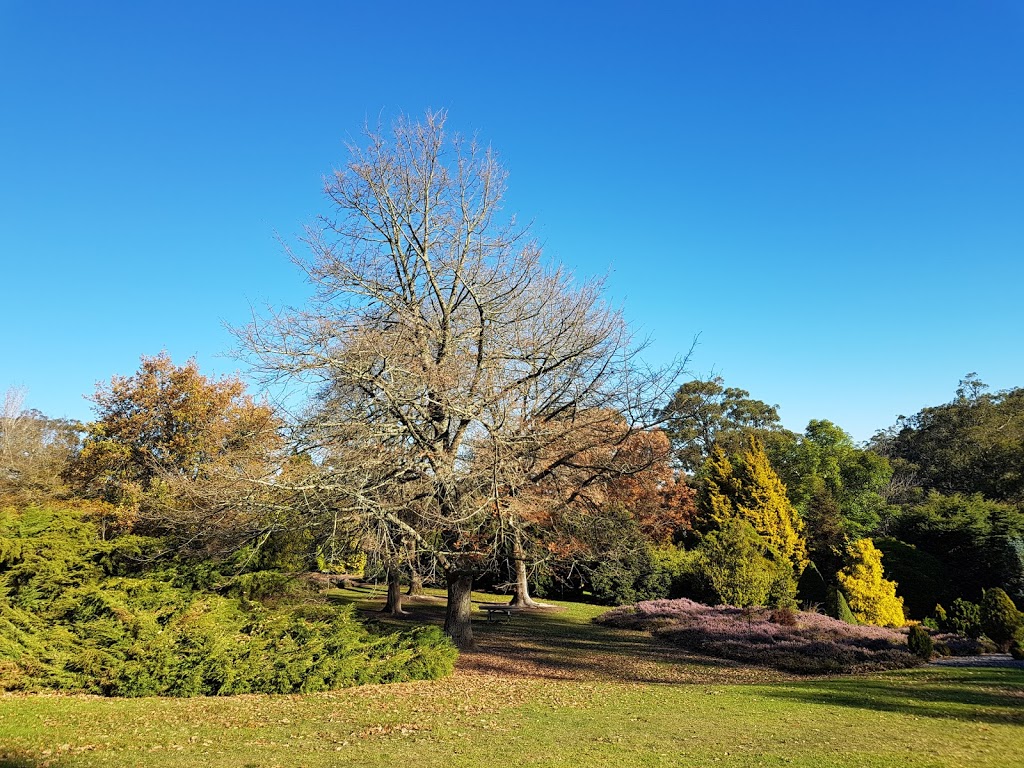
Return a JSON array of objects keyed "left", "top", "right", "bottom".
[
  {"left": 827, "top": 587, "right": 858, "bottom": 625},
  {"left": 0, "top": 504, "right": 456, "bottom": 696},
  {"left": 979, "top": 588, "right": 1023, "bottom": 651},
  {"left": 1010, "top": 628, "right": 1024, "bottom": 661},
  {"left": 907, "top": 624, "right": 934, "bottom": 660},
  {"left": 947, "top": 598, "right": 983, "bottom": 638}
]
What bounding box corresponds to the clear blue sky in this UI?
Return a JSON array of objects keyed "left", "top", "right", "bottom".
[{"left": 2, "top": 1, "right": 1022, "bottom": 442}]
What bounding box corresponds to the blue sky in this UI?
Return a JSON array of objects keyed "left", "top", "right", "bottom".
[{"left": 2, "top": 1, "right": 1022, "bottom": 442}]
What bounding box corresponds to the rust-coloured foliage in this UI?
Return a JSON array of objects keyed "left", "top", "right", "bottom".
[{"left": 64, "top": 353, "right": 281, "bottom": 514}]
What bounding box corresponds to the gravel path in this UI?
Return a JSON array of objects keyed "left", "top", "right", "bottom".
[{"left": 929, "top": 653, "right": 1024, "bottom": 669}]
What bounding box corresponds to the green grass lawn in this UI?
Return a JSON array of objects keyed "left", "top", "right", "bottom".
[{"left": 2, "top": 587, "right": 1022, "bottom": 767}]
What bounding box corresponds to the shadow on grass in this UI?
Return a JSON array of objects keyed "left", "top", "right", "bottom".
[
  {"left": 327, "top": 584, "right": 781, "bottom": 684},
  {"left": 761, "top": 668, "right": 1024, "bottom": 725},
  {"left": 0, "top": 756, "right": 47, "bottom": 767}
]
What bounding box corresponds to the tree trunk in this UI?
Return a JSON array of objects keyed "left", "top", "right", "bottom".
[
  {"left": 508, "top": 532, "right": 538, "bottom": 607},
  {"left": 406, "top": 541, "right": 423, "bottom": 596},
  {"left": 509, "top": 555, "right": 538, "bottom": 607},
  {"left": 407, "top": 570, "right": 423, "bottom": 597},
  {"left": 382, "top": 565, "right": 405, "bottom": 615},
  {"left": 444, "top": 572, "right": 475, "bottom": 649}
]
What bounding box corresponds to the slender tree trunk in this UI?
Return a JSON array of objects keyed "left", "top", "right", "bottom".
[
  {"left": 382, "top": 565, "right": 405, "bottom": 615},
  {"left": 406, "top": 541, "right": 423, "bottom": 596},
  {"left": 444, "top": 572, "right": 475, "bottom": 650},
  {"left": 508, "top": 531, "right": 538, "bottom": 607}
]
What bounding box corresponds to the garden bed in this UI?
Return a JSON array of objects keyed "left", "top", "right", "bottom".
[{"left": 597, "top": 598, "right": 925, "bottom": 674}]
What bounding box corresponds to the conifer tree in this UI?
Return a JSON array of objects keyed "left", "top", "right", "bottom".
[
  {"left": 697, "top": 447, "right": 739, "bottom": 531},
  {"left": 837, "top": 538, "right": 906, "bottom": 627},
  {"left": 694, "top": 438, "right": 808, "bottom": 607},
  {"left": 734, "top": 437, "right": 809, "bottom": 574}
]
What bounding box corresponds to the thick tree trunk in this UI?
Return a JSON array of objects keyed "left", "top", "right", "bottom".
[
  {"left": 382, "top": 565, "right": 405, "bottom": 615},
  {"left": 407, "top": 570, "right": 424, "bottom": 597},
  {"left": 444, "top": 573, "right": 475, "bottom": 650}
]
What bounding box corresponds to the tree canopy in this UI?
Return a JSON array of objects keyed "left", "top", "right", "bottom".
[
  {"left": 873, "top": 374, "right": 1024, "bottom": 504},
  {"left": 239, "top": 112, "right": 684, "bottom": 647},
  {"left": 661, "top": 377, "right": 784, "bottom": 474},
  {"left": 63, "top": 352, "right": 282, "bottom": 544}
]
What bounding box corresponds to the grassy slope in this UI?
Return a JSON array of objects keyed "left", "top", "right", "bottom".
[{"left": 1, "top": 587, "right": 1022, "bottom": 768}]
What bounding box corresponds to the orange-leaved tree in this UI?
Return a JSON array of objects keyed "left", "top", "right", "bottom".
[{"left": 65, "top": 353, "right": 281, "bottom": 545}]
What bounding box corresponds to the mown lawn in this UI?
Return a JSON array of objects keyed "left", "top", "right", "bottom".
[{"left": 2, "top": 588, "right": 1022, "bottom": 767}]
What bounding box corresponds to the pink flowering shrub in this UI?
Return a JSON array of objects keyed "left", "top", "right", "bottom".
[{"left": 598, "top": 599, "right": 923, "bottom": 674}]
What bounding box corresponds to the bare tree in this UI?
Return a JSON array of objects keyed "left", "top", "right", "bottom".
[{"left": 239, "top": 111, "right": 685, "bottom": 648}]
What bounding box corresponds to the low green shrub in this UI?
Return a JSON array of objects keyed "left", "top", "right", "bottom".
[
  {"left": 907, "top": 624, "right": 934, "bottom": 660},
  {"left": 589, "top": 544, "right": 697, "bottom": 606},
  {"left": 827, "top": 586, "right": 858, "bottom": 624},
  {"left": 0, "top": 504, "right": 456, "bottom": 696},
  {"left": 979, "top": 588, "right": 1023, "bottom": 652},
  {"left": 1010, "top": 628, "right": 1024, "bottom": 661},
  {"left": 946, "top": 598, "right": 983, "bottom": 638}
]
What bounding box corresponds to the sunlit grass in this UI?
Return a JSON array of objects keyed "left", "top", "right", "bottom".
[{"left": 2, "top": 589, "right": 1022, "bottom": 767}]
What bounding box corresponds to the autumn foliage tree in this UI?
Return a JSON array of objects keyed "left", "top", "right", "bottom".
[
  {"left": 507, "top": 425, "right": 696, "bottom": 606},
  {"left": 64, "top": 353, "right": 281, "bottom": 545},
  {"left": 602, "top": 430, "right": 697, "bottom": 545}
]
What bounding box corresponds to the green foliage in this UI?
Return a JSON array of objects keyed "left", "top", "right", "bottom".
[
  {"left": 0, "top": 504, "right": 456, "bottom": 695},
  {"left": 873, "top": 538, "right": 952, "bottom": 619},
  {"left": 826, "top": 585, "right": 858, "bottom": 624},
  {"left": 979, "top": 588, "right": 1023, "bottom": 651},
  {"left": 589, "top": 543, "right": 692, "bottom": 606},
  {"left": 771, "top": 419, "right": 893, "bottom": 541},
  {"left": 907, "top": 624, "right": 934, "bottom": 660},
  {"left": 801, "top": 478, "right": 847, "bottom": 582},
  {"left": 316, "top": 539, "right": 367, "bottom": 575},
  {"left": 887, "top": 492, "right": 1024, "bottom": 604},
  {"left": 735, "top": 437, "right": 809, "bottom": 574},
  {"left": 696, "top": 438, "right": 808, "bottom": 577},
  {"left": 836, "top": 539, "right": 906, "bottom": 627},
  {"left": 696, "top": 447, "right": 740, "bottom": 532},
  {"left": 874, "top": 375, "right": 1024, "bottom": 504},
  {"left": 946, "top": 598, "right": 983, "bottom": 638},
  {"left": 661, "top": 377, "right": 784, "bottom": 474},
  {"left": 1010, "top": 628, "right": 1024, "bottom": 660},
  {"left": 695, "top": 519, "right": 793, "bottom": 608}
]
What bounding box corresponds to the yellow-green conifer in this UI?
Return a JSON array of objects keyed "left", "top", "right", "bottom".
[
  {"left": 735, "top": 437, "right": 809, "bottom": 574},
  {"left": 837, "top": 538, "right": 906, "bottom": 627},
  {"left": 697, "top": 447, "right": 739, "bottom": 530}
]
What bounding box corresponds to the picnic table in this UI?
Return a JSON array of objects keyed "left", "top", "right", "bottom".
[{"left": 480, "top": 604, "right": 527, "bottom": 622}]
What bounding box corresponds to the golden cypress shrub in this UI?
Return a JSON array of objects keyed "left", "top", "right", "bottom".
[{"left": 837, "top": 538, "right": 906, "bottom": 627}]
